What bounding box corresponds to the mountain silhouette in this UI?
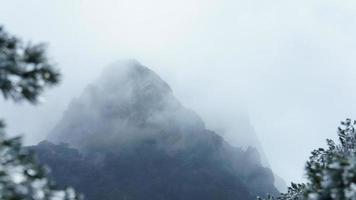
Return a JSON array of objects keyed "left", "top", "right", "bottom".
[{"left": 31, "top": 60, "right": 278, "bottom": 200}]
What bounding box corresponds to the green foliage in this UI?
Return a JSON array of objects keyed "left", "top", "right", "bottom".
[
  {"left": 0, "top": 125, "right": 82, "bottom": 200},
  {"left": 0, "top": 25, "right": 82, "bottom": 199},
  {"left": 259, "top": 119, "right": 356, "bottom": 200},
  {"left": 0, "top": 26, "right": 60, "bottom": 103}
]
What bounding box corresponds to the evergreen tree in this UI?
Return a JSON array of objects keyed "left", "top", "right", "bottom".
[
  {"left": 0, "top": 25, "right": 82, "bottom": 200},
  {"left": 258, "top": 119, "right": 356, "bottom": 200}
]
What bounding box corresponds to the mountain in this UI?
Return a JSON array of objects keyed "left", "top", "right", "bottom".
[
  {"left": 31, "top": 60, "right": 278, "bottom": 200},
  {"left": 48, "top": 60, "right": 205, "bottom": 152}
]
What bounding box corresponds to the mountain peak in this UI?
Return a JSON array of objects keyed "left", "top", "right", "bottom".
[
  {"left": 48, "top": 61, "right": 204, "bottom": 151},
  {"left": 98, "top": 59, "right": 172, "bottom": 95}
]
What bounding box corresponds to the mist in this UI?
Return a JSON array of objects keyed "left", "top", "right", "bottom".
[{"left": 1, "top": 0, "right": 356, "bottom": 185}]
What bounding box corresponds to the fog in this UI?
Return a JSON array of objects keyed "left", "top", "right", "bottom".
[
  {"left": 1, "top": 0, "right": 356, "bottom": 185},
  {"left": 47, "top": 60, "right": 209, "bottom": 153}
]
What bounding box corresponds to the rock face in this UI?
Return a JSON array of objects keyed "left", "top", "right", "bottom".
[{"left": 34, "top": 60, "right": 278, "bottom": 200}]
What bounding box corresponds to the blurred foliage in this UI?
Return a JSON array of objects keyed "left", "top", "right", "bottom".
[
  {"left": 0, "top": 125, "right": 82, "bottom": 199},
  {"left": 258, "top": 119, "right": 356, "bottom": 200},
  {"left": 0, "top": 25, "right": 82, "bottom": 200},
  {"left": 0, "top": 26, "right": 60, "bottom": 103}
]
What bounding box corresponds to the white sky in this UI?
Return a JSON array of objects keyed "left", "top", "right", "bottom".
[{"left": 1, "top": 0, "right": 356, "bottom": 184}]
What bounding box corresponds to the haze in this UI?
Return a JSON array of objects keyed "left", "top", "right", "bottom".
[{"left": 1, "top": 0, "right": 356, "bottom": 185}]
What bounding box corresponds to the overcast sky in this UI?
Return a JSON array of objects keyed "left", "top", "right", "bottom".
[{"left": 1, "top": 0, "right": 356, "bottom": 184}]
